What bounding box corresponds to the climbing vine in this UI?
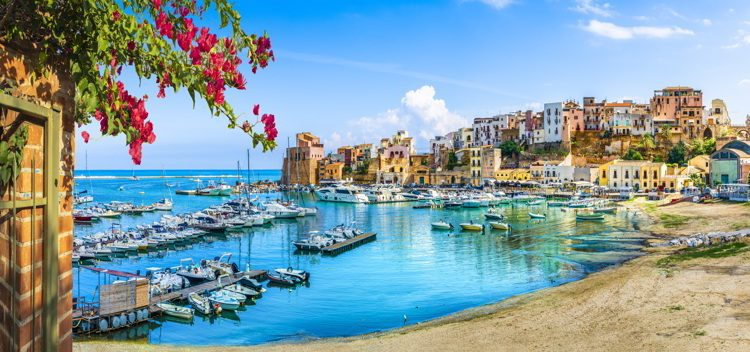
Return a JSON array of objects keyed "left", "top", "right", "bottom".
[
  {"left": 0, "top": 123, "right": 27, "bottom": 187},
  {"left": 0, "top": 0, "right": 277, "bottom": 164}
]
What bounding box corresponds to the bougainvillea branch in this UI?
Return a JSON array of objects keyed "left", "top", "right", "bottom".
[{"left": 0, "top": 0, "right": 277, "bottom": 164}]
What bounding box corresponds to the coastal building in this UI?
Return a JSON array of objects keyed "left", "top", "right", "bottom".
[
  {"left": 453, "top": 127, "right": 474, "bottom": 149},
  {"left": 429, "top": 134, "right": 454, "bottom": 168},
  {"left": 601, "top": 160, "right": 668, "bottom": 191},
  {"left": 408, "top": 154, "right": 432, "bottom": 185},
  {"left": 650, "top": 86, "right": 705, "bottom": 140},
  {"left": 541, "top": 155, "right": 574, "bottom": 184},
  {"left": 530, "top": 160, "right": 545, "bottom": 183},
  {"left": 353, "top": 143, "right": 374, "bottom": 169},
  {"left": 281, "top": 132, "right": 325, "bottom": 185},
  {"left": 457, "top": 147, "right": 483, "bottom": 186},
  {"left": 480, "top": 147, "right": 503, "bottom": 180},
  {"left": 562, "top": 101, "right": 584, "bottom": 143},
  {"left": 337, "top": 146, "right": 355, "bottom": 168},
  {"left": 710, "top": 140, "right": 750, "bottom": 185},
  {"left": 319, "top": 160, "right": 345, "bottom": 181},
  {"left": 543, "top": 102, "right": 563, "bottom": 143},
  {"left": 688, "top": 155, "right": 710, "bottom": 172},
  {"left": 603, "top": 101, "right": 653, "bottom": 136},
  {"left": 376, "top": 130, "right": 415, "bottom": 184},
  {"left": 472, "top": 116, "right": 500, "bottom": 147},
  {"left": 583, "top": 97, "right": 606, "bottom": 130}
]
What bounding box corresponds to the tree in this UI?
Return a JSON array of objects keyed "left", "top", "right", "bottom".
[
  {"left": 689, "top": 137, "right": 716, "bottom": 157},
  {"left": 667, "top": 141, "right": 688, "bottom": 166},
  {"left": 638, "top": 133, "right": 656, "bottom": 158},
  {"left": 342, "top": 166, "right": 352, "bottom": 174},
  {"left": 622, "top": 147, "right": 644, "bottom": 160},
  {"left": 689, "top": 172, "right": 706, "bottom": 189},
  {"left": 499, "top": 140, "right": 521, "bottom": 159},
  {"left": 447, "top": 151, "right": 458, "bottom": 171},
  {"left": 0, "top": 0, "right": 277, "bottom": 164}
]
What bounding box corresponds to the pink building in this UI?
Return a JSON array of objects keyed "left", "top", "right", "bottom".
[{"left": 562, "top": 101, "right": 584, "bottom": 143}]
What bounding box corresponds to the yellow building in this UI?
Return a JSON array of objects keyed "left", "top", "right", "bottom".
[
  {"left": 321, "top": 162, "right": 345, "bottom": 181},
  {"left": 457, "top": 147, "right": 482, "bottom": 186},
  {"left": 494, "top": 168, "right": 531, "bottom": 181},
  {"left": 530, "top": 161, "right": 545, "bottom": 183},
  {"left": 688, "top": 155, "right": 710, "bottom": 172}
]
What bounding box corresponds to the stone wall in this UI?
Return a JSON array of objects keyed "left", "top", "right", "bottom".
[{"left": 0, "top": 44, "right": 75, "bottom": 352}]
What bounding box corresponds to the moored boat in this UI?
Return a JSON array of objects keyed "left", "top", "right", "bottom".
[
  {"left": 528, "top": 212, "right": 546, "bottom": 219},
  {"left": 489, "top": 221, "right": 510, "bottom": 230},
  {"left": 459, "top": 222, "right": 483, "bottom": 231},
  {"left": 188, "top": 292, "right": 215, "bottom": 315},
  {"left": 274, "top": 267, "right": 310, "bottom": 282},
  {"left": 576, "top": 213, "right": 605, "bottom": 221},
  {"left": 431, "top": 220, "right": 453, "bottom": 230},
  {"left": 156, "top": 302, "right": 194, "bottom": 320}
]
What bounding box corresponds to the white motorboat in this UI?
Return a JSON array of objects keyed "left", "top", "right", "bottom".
[
  {"left": 484, "top": 208, "right": 504, "bottom": 220},
  {"left": 315, "top": 184, "right": 369, "bottom": 203},
  {"left": 188, "top": 292, "right": 215, "bottom": 315},
  {"left": 489, "top": 221, "right": 510, "bottom": 230},
  {"left": 153, "top": 198, "right": 174, "bottom": 211},
  {"left": 208, "top": 290, "right": 241, "bottom": 311},
  {"left": 431, "top": 220, "right": 453, "bottom": 230},
  {"left": 459, "top": 222, "right": 484, "bottom": 231},
  {"left": 274, "top": 267, "right": 310, "bottom": 282},
  {"left": 263, "top": 202, "right": 301, "bottom": 219}
]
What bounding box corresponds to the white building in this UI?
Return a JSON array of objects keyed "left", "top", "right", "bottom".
[
  {"left": 429, "top": 134, "right": 454, "bottom": 167},
  {"left": 543, "top": 102, "right": 563, "bottom": 143},
  {"left": 472, "top": 117, "right": 500, "bottom": 147},
  {"left": 542, "top": 154, "right": 574, "bottom": 184}
]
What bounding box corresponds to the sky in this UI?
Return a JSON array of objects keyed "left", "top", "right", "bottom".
[{"left": 76, "top": 0, "right": 750, "bottom": 170}]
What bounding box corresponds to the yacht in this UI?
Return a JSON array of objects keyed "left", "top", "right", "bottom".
[
  {"left": 262, "top": 202, "right": 302, "bottom": 218},
  {"left": 315, "top": 184, "right": 369, "bottom": 203}
]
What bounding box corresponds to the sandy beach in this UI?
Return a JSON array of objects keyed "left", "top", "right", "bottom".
[{"left": 75, "top": 199, "right": 750, "bottom": 352}]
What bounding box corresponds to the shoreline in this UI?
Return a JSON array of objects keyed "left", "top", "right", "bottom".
[{"left": 75, "top": 198, "right": 750, "bottom": 352}]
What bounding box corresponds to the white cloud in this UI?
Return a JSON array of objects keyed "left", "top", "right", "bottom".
[
  {"left": 722, "top": 34, "right": 750, "bottom": 49},
  {"left": 701, "top": 19, "right": 712, "bottom": 26},
  {"left": 470, "top": 0, "right": 513, "bottom": 10},
  {"left": 582, "top": 20, "right": 694, "bottom": 40},
  {"left": 739, "top": 79, "right": 750, "bottom": 86},
  {"left": 573, "top": 0, "right": 613, "bottom": 18},
  {"left": 633, "top": 15, "right": 650, "bottom": 21},
  {"left": 343, "top": 86, "right": 468, "bottom": 148}
]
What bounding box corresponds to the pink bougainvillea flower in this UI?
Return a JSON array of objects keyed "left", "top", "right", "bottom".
[
  {"left": 81, "top": 131, "right": 90, "bottom": 143},
  {"left": 253, "top": 104, "right": 260, "bottom": 116}
]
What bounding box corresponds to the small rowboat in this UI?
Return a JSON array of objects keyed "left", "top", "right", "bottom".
[
  {"left": 593, "top": 207, "right": 617, "bottom": 214},
  {"left": 217, "top": 289, "right": 247, "bottom": 304},
  {"left": 156, "top": 302, "right": 194, "bottom": 320},
  {"left": 576, "top": 213, "right": 605, "bottom": 221},
  {"left": 97, "top": 210, "right": 122, "bottom": 218},
  {"left": 528, "top": 212, "right": 546, "bottom": 219},
  {"left": 527, "top": 200, "right": 544, "bottom": 206},
  {"left": 459, "top": 222, "right": 483, "bottom": 231},
  {"left": 431, "top": 221, "right": 453, "bottom": 230},
  {"left": 489, "top": 221, "right": 510, "bottom": 230}
]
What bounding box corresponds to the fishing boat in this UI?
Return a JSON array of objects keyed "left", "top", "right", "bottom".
[
  {"left": 197, "top": 181, "right": 233, "bottom": 196},
  {"left": 153, "top": 198, "right": 173, "bottom": 211},
  {"left": 593, "top": 207, "right": 617, "bottom": 214},
  {"left": 483, "top": 208, "right": 504, "bottom": 220},
  {"left": 188, "top": 292, "right": 215, "bottom": 315},
  {"left": 156, "top": 302, "right": 194, "bottom": 320},
  {"left": 576, "top": 213, "right": 605, "bottom": 221},
  {"left": 207, "top": 290, "right": 241, "bottom": 311},
  {"left": 528, "top": 212, "right": 546, "bottom": 219},
  {"left": 431, "top": 220, "right": 453, "bottom": 230},
  {"left": 274, "top": 267, "right": 310, "bottom": 282},
  {"left": 488, "top": 221, "right": 510, "bottom": 230},
  {"left": 267, "top": 271, "right": 297, "bottom": 286},
  {"left": 459, "top": 222, "right": 484, "bottom": 231}
]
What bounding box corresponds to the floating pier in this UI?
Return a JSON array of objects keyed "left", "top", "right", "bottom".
[
  {"left": 321, "top": 233, "right": 377, "bottom": 256},
  {"left": 150, "top": 270, "right": 266, "bottom": 314}
]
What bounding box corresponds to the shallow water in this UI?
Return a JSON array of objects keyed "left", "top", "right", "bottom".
[{"left": 73, "top": 170, "right": 648, "bottom": 345}]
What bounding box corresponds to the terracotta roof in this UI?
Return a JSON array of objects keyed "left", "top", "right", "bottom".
[{"left": 605, "top": 102, "right": 633, "bottom": 107}]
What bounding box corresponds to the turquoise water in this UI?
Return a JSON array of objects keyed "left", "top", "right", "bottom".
[{"left": 73, "top": 170, "right": 648, "bottom": 345}]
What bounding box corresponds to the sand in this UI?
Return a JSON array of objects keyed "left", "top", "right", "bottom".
[{"left": 75, "top": 200, "right": 750, "bottom": 352}]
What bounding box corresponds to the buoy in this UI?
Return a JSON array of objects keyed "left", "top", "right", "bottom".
[
  {"left": 111, "top": 316, "right": 121, "bottom": 329},
  {"left": 99, "top": 318, "right": 109, "bottom": 332},
  {"left": 128, "top": 312, "right": 136, "bottom": 324}
]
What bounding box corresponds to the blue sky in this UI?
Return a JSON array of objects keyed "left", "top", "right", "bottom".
[{"left": 77, "top": 0, "right": 750, "bottom": 170}]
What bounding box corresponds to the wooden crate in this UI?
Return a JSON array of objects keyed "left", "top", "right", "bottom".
[{"left": 99, "top": 279, "right": 149, "bottom": 316}]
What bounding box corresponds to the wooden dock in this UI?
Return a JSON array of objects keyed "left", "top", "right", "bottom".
[
  {"left": 150, "top": 270, "right": 266, "bottom": 314},
  {"left": 321, "top": 233, "right": 377, "bottom": 256}
]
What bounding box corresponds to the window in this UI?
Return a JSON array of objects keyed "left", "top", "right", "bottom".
[
  {"left": 625, "top": 170, "right": 629, "bottom": 179},
  {"left": 653, "top": 170, "right": 657, "bottom": 179},
  {"left": 614, "top": 170, "right": 618, "bottom": 178}
]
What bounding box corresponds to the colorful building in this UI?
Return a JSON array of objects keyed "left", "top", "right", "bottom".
[
  {"left": 710, "top": 140, "right": 750, "bottom": 185},
  {"left": 281, "top": 132, "right": 325, "bottom": 185}
]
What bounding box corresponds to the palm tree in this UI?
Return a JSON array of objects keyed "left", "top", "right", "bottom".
[{"left": 638, "top": 133, "right": 656, "bottom": 159}]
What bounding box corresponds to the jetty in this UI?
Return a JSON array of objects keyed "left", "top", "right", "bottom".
[
  {"left": 321, "top": 232, "right": 377, "bottom": 256},
  {"left": 150, "top": 270, "right": 266, "bottom": 314}
]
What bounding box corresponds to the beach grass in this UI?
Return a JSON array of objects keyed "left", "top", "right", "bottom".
[
  {"left": 658, "top": 213, "right": 689, "bottom": 228},
  {"left": 657, "top": 242, "right": 750, "bottom": 268}
]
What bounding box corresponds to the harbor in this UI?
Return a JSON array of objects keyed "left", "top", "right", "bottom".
[{"left": 71, "top": 169, "right": 649, "bottom": 345}]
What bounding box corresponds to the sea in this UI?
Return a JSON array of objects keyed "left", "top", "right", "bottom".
[{"left": 73, "top": 169, "right": 649, "bottom": 345}]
